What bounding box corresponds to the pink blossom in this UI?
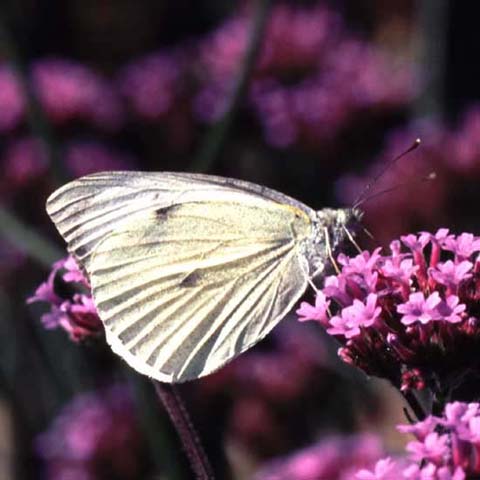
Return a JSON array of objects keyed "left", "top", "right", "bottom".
[
  {"left": 65, "top": 141, "right": 135, "bottom": 177},
  {"left": 381, "top": 258, "right": 418, "bottom": 285},
  {"left": 296, "top": 291, "right": 330, "bottom": 325},
  {"left": 28, "top": 255, "right": 103, "bottom": 341},
  {"left": 356, "top": 457, "right": 403, "bottom": 480},
  {"left": 406, "top": 432, "right": 449, "bottom": 463},
  {"left": 327, "top": 293, "right": 381, "bottom": 338},
  {"left": 397, "top": 416, "right": 441, "bottom": 442},
  {"left": 299, "top": 230, "right": 480, "bottom": 397},
  {"left": 397, "top": 292, "right": 442, "bottom": 325},
  {"left": 36, "top": 385, "right": 144, "bottom": 479},
  {"left": 432, "top": 295, "right": 465, "bottom": 324},
  {"left": 118, "top": 52, "right": 182, "bottom": 120},
  {"left": 32, "top": 58, "right": 123, "bottom": 129},
  {"left": 443, "top": 233, "right": 480, "bottom": 260},
  {"left": 2, "top": 137, "right": 49, "bottom": 191},
  {"left": 430, "top": 260, "right": 473, "bottom": 289},
  {"left": 254, "top": 434, "right": 384, "bottom": 480}
]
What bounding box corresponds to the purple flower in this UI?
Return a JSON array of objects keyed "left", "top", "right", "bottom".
[
  {"left": 299, "top": 230, "right": 480, "bottom": 398},
  {"left": 443, "top": 233, "right": 480, "bottom": 260},
  {"left": 28, "top": 256, "right": 103, "bottom": 342},
  {"left": 430, "top": 260, "right": 473, "bottom": 290},
  {"left": 406, "top": 432, "right": 449, "bottom": 463},
  {"left": 254, "top": 434, "right": 385, "bottom": 480},
  {"left": 433, "top": 295, "right": 466, "bottom": 324},
  {"left": 401, "top": 233, "right": 431, "bottom": 252},
  {"left": 296, "top": 291, "right": 330, "bottom": 325},
  {"left": 381, "top": 258, "right": 418, "bottom": 285},
  {"left": 397, "top": 292, "right": 442, "bottom": 325},
  {"left": 196, "top": 4, "right": 413, "bottom": 149},
  {"left": 2, "top": 137, "right": 49, "bottom": 192},
  {"left": 118, "top": 52, "right": 182, "bottom": 120},
  {"left": 65, "top": 141, "right": 135, "bottom": 177},
  {"left": 356, "top": 457, "right": 403, "bottom": 480},
  {"left": 36, "top": 385, "right": 145, "bottom": 479},
  {"left": 0, "top": 66, "right": 25, "bottom": 131},
  {"left": 327, "top": 293, "right": 381, "bottom": 338},
  {"left": 32, "top": 58, "right": 123, "bottom": 129},
  {"left": 397, "top": 416, "right": 441, "bottom": 441}
]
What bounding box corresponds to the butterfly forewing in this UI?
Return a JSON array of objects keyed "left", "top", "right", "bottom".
[
  {"left": 88, "top": 200, "right": 312, "bottom": 382},
  {"left": 46, "top": 171, "right": 311, "bottom": 272}
]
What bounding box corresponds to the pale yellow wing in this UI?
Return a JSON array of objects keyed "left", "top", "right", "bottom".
[
  {"left": 46, "top": 171, "right": 313, "bottom": 271},
  {"left": 89, "top": 199, "right": 312, "bottom": 382}
]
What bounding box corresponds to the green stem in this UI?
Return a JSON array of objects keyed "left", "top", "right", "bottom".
[
  {"left": 154, "top": 381, "right": 215, "bottom": 480},
  {"left": 129, "top": 374, "right": 187, "bottom": 480},
  {"left": 0, "top": 207, "right": 63, "bottom": 267},
  {"left": 193, "top": 0, "right": 271, "bottom": 173}
]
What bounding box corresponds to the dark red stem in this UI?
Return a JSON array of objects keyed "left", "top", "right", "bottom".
[{"left": 153, "top": 381, "right": 215, "bottom": 480}]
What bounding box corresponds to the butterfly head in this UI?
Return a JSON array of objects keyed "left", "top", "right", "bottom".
[
  {"left": 303, "top": 207, "right": 361, "bottom": 274},
  {"left": 315, "top": 207, "right": 363, "bottom": 247}
]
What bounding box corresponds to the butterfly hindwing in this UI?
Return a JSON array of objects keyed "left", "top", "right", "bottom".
[{"left": 88, "top": 199, "right": 311, "bottom": 382}]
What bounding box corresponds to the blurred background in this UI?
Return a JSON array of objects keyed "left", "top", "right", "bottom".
[{"left": 1, "top": 0, "right": 479, "bottom": 478}]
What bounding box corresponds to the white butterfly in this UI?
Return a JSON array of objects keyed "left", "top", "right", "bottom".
[{"left": 46, "top": 171, "right": 361, "bottom": 382}]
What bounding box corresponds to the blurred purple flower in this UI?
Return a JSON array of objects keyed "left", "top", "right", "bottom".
[
  {"left": 195, "top": 4, "right": 414, "bottom": 149},
  {"left": 36, "top": 384, "right": 145, "bottom": 480},
  {"left": 65, "top": 141, "right": 135, "bottom": 177},
  {"left": 355, "top": 457, "right": 403, "bottom": 480},
  {"left": 32, "top": 58, "right": 124, "bottom": 129},
  {"left": 0, "top": 66, "right": 25, "bottom": 131},
  {"left": 118, "top": 52, "right": 183, "bottom": 120},
  {"left": 298, "top": 230, "right": 480, "bottom": 397},
  {"left": 254, "top": 433, "right": 385, "bottom": 480},
  {"left": 406, "top": 432, "right": 449, "bottom": 463},
  {"left": 1, "top": 137, "right": 49, "bottom": 194},
  {"left": 28, "top": 255, "right": 103, "bottom": 342}
]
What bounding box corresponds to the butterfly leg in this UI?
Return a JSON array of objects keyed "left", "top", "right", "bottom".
[
  {"left": 324, "top": 227, "right": 340, "bottom": 274},
  {"left": 343, "top": 225, "right": 362, "bottom": 254},
  {"left": 299, "top": 256, "right": 320, "bottom": 293}
]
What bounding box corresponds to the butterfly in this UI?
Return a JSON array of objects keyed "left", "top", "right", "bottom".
[{"left": 46, "top": 171, "right": 361, "bottom": 382}]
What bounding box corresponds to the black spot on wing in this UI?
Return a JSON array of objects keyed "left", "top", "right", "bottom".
[{"left": 180, "top": 271, "right": 200, "bottom": 288}]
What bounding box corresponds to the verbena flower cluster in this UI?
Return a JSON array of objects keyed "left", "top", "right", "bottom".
[
  {"left": 357, "top": 401, "right": 480, "bottom": 480},
  {"left": 28, "top": 255, "right": 102, "bottom": 341},
  {"left": 254, "top": 433, "right": 385, "bottom": 480},
  {"left": 36, "top": 385, "right": 145, "bottom": 480},
  {"left": 0, "top": 4, "right": 413, "bottom": 155},
  {"left": 194, "top": 4, "right": 413, "bottom": 149},
  {"left": 255, "top": 400, "right": 480, "bottom": 479},
  {"left": 297, "top": 230, "right": 480, "bottom": 401},
  {"left": 1, "top": 138, "right": 134, "bottom": 198}
]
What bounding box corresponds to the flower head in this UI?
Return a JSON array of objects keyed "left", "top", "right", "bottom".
[
  {"left": 28, "top": 255, "right": 103, "bottom": 342},
  {"left": 254, "top": 434, "right": 385, "bottom": 480},
  {"left": 298, "top": 230, "right": 480, "bottom": 399},
  {"left": 36, "top": 385, "right": 145, "bottom": 479}
]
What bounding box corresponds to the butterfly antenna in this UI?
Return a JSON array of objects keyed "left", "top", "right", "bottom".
[
  {"left": 353, "top": 138, "right": 421, "bottom": 209},
  {"left": 354, "top": 171, "right": 436, "bottom": 208},
  {"left": 362, "top": 226, "right": 375, "bottom": 241}
]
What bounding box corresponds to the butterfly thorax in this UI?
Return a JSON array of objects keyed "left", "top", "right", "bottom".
[{"left": 300, "top": 207, "right": 362, "bottom": 279}]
